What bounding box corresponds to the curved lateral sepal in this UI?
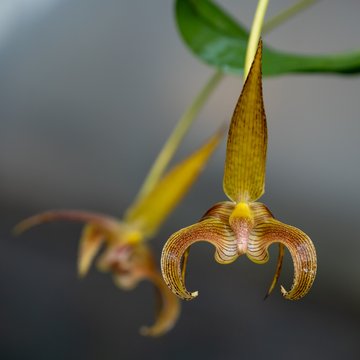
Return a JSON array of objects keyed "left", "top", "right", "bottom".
[
  {"left": 141, "top": 270, "right": 181, "bottom": 337},
  {"left": 161, "top": 218, "right": 238, "bottom": 300},
  {"left": 247, "top": 219, "right": 317, "bottom": 300}
]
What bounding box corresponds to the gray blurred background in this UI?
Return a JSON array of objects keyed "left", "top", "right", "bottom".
[{"left": 1, "top": 0, "right": 359, "bottom": 359}]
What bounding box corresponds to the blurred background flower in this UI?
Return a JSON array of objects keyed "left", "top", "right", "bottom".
[{"left": 1, "top": 1, "right": 359, "bottom": 359}]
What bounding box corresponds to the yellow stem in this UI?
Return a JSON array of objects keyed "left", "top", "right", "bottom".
[{"left": 244, "top": 0, "right": 269, "bottom": 81}]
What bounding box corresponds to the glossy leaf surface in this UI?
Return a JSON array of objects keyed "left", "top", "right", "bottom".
[{"left": 176, "top": 0, "right": 360, "bottom": 76}]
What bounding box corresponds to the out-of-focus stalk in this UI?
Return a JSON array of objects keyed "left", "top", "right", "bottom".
[
  {"left": 133, "top": 70, "right": 223, "bottom": 203},
  {"left": 262, "top": 0, "right": 319, "bottom": 34}
]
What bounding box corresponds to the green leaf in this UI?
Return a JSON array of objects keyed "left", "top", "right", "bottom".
[{"left": 176, "top": 0, "right": 360, "bottom": 76}]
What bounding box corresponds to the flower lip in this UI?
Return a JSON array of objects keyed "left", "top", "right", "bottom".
[{"left": 228, "top": 202, "right": 254, "bottom": 254}]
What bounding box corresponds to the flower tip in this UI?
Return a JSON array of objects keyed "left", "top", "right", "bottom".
[
  {"left": 139, "top": 325, "right": 162, "bottom": 338},
  {"left": 137, "top": 271, "right": 181, "bottom": 337},
  {"left": 77, "top": 247, "right": 98, "bottom": 278},
  {"left": 12, "top": 224, "right": 24, "bottom": 236},
  {"left": 77, "top": 264, "right": 89, "bottom": 279},
  {"left": 139, "top": 324, "right": 173, "bottom": 338},
  {"left": 175, "top": 289, "right": 198, "bottom": 301},
  {"left": 280, "top": 285, "right": 300, "bottom": 300},
  {"left": 13, "top": 219, "right": 35, "bottom": 236},
  {"left": 139, "top": 326, "right": 151, "bottom": 337}
]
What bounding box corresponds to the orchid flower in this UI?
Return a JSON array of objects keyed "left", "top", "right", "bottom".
[
  {"left": 161, "top": 40, "right": 317, "bottom": 301},
  {"left": 15, "top": 130, "right": 222, "bottom": 336}
]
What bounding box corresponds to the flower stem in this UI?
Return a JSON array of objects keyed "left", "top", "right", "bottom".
[
  {"left": 244, "top": 0, "right": 270, "bottom": 81},
  {"left": 133, "top": 70, "right": 223, "bottom": 203}
]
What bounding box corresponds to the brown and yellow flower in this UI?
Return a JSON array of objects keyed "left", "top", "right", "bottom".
[
  {"left": 15, "top": 130, "right": 222, "bottom": 336},
  {"left": 161, "top": 40, "right": 317, "bottom": 301}
]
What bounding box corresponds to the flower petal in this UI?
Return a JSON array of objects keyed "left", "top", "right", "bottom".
[
  {"left": 78, "top": 225, "right": 105, "bottom": 277},
  {"left": 181, "top": 247, "right": 190, "bottom": 283},
  {"left": 264, "top": 243, "right": 284, "bottom": 300},
  {"left": 201, "top": 201, "right": 235, "bottom": 223},
  {"left": 140, "top": 271, "right": 180, "bottom": 337},
  {"left": 247, "top": 219, "right": 317, "bottom": 300},
  {"left": 14, "top": 210, "right": 122, "bottom": 235},
  {"left": 97, "top": 244, "right": 138, "bottom": 287},
  {"left": 250, "top": 202, "right": 273, "bottom": 222},
  {"left": 161, "top": 218, "right": 237, "bottom": 300},
  {"left": 98, "top": 243, "right": 180, "bottom": 336},
  {"left": 124, "top": 129, "right": 223, "bottom": 238},
  {"left": 223, "top": 40, "right": 267, "bottom": 203},
  {"left": 14, "top": 210, "right": 123, "bottom": 275}
]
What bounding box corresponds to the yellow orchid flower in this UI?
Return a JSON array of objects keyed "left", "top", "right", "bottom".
[
  {"left": 14, "top": 130, "right": 223, "bottom": 336},
  {"left": 161, "top": 40, "right": 317, "bottom": 301}
]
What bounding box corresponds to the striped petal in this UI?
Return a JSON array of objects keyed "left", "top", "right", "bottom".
[
  {"left": 161, "top": 218, "right": 237, "bottom": 300},
  {"left": 201, "top": 201, "right": 235, "bottom": 222},
  {"left": 247, "top": 219, "right": 317, "bottom": 300},
  {"left": 223, "top": 40, "right": 267, "bottom": 203},
  {"left": 178, "top": 201, "right": 235, "bottom": 291},
  {"left": 124, "top": 129, "right": 223, "bottom": 238},
  {"left": 249, "top": 203, "right": 284, "bottom": 299}
]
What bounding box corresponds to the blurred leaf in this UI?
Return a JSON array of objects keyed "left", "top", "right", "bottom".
[{"left": 176, "top": 0, "right": 360, "bottom": 76}]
